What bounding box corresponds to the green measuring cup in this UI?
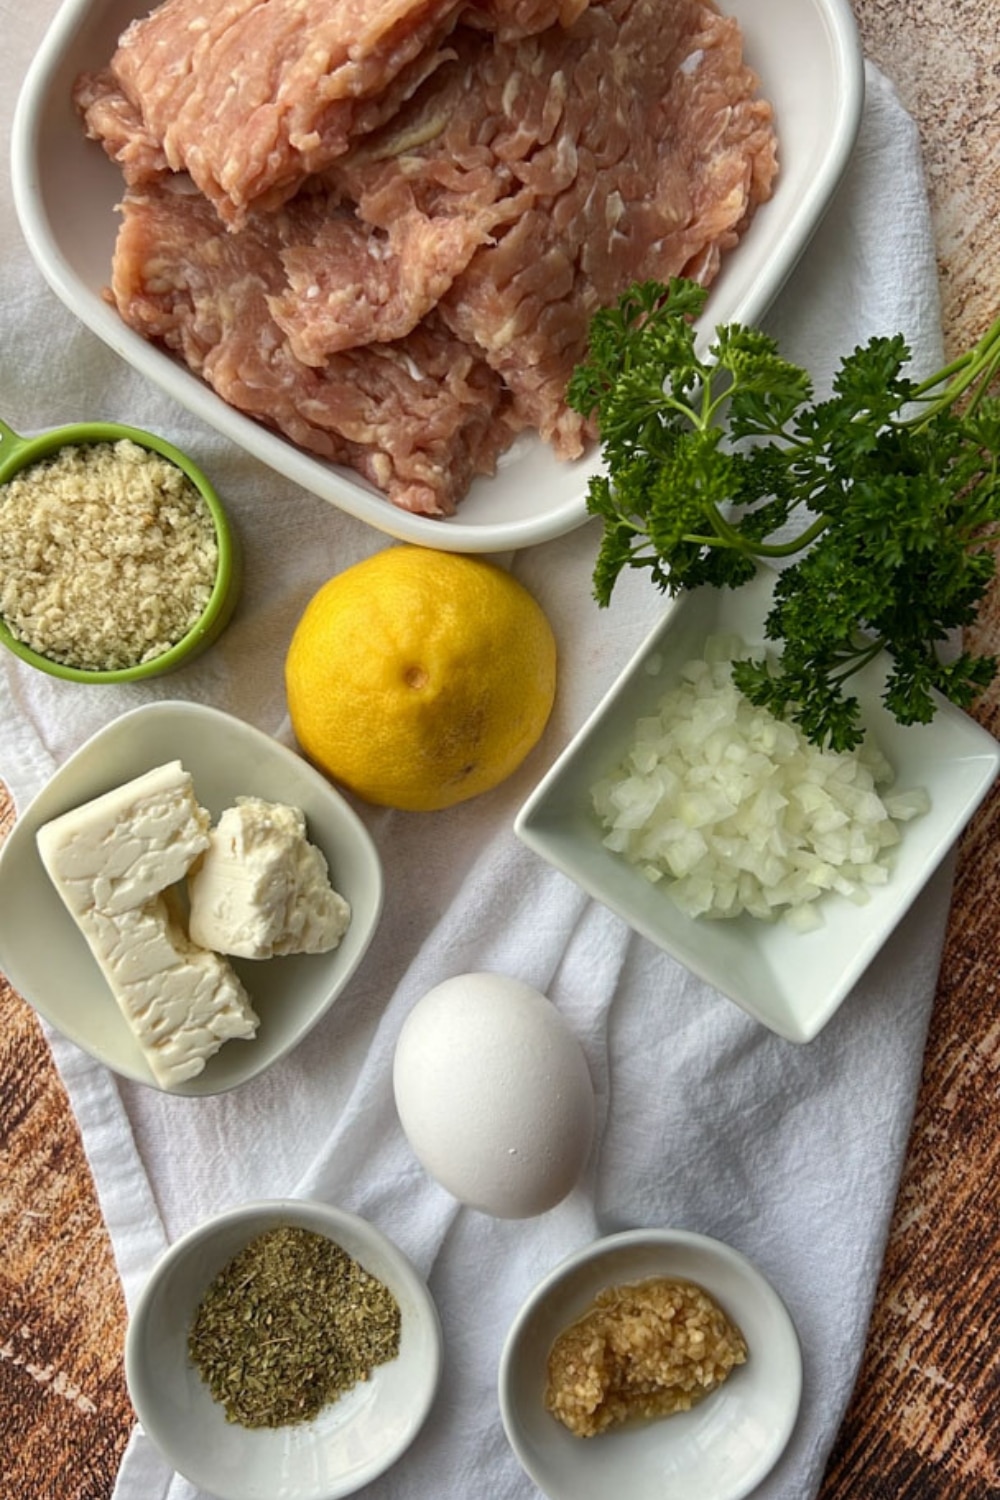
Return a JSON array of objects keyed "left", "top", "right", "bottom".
[{"left": 0, "top": 417, "right": 241, "bottom": 683}]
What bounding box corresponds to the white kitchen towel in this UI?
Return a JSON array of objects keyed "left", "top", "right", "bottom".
[{"left": 1, "top": 15, "right": 952, "bottom": 1498}]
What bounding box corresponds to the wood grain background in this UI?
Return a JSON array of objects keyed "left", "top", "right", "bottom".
[
  {"left": 821, "top": 2, "right": 1000, "bottom": 1493},
  {"left": 2, "top": 1, "right": 999, "bottom": 1494}
]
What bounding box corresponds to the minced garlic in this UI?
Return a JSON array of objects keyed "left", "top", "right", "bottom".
[
  {"left": 545, "top": 1277, "right": 748, "bottom": 1437},
  {"left": 0, "top": 439, "right": 218, "bottom": 671}
]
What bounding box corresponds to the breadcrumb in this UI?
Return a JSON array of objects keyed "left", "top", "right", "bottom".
[{"left": 0, "top": 439, "right": 218, "bottom": 671}]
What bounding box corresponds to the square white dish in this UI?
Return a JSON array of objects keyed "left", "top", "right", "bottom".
[
  {"left": 11, "top": 0, "right": 864, "bottom": 553},
  {"left": 514, "top": 569, "right": 1000, "bottom": 1042},
  {"left": 0, "top": 702, "right": 384, "bottom": 1094}
]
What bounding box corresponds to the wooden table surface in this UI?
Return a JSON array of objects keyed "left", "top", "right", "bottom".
[{"left": 3, "top": 2, "right": 999, "bottom": 1495}]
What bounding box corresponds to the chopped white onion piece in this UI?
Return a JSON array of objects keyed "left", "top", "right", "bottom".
[
  {"left": 883, "top": 787, "right": 932, "bottom": 821},
  {"left": 592, "top": 636, "right": 930, "bottom": 927}
]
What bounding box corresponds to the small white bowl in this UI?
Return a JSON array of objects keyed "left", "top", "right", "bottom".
[
  {"left": 126, "top": 1199, "right": 443, "bottom": 1500},
  {"left": 499, "top": 1228, "right": 801, "bottom": 1500},
  {"left": 0, "top": 701, "right": 383, "bottom": 1093},
  {"left": 514, "top": 567, "right": 1000, "bottom": 1042}
]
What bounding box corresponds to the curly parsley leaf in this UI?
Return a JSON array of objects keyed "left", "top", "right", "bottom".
[{"left": 570, "top": 278, "right": 1000, "bottom": 750}]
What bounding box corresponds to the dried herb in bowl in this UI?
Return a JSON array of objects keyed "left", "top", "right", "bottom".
[{"left": 188, "top": 1225, "right": 401, "bottom": 1427}]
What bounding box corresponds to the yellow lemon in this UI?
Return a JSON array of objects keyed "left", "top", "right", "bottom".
[{"left": 285, "top": 546, "right": 557, "bottom": 811}]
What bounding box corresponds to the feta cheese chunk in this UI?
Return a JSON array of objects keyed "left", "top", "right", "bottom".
[
  {"left": 83, "top": 893, "right": 258, "bottom": 1087},
  {"left": 36, "top": 761, "right": 258, "bottom": 1087},
  {"left": 188, "top": 797, "right": 351, "bottom": 960},
  {"left": 36, "top": 760, "right": 211, "bottom": 915}
]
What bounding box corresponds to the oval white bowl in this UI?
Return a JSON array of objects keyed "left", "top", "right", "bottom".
[{"left": 11, "top": 0, "right": 863, "bottom": 551}]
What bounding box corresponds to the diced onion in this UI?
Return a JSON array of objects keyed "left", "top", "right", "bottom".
[{"left": 591, "top": 637, "right": 929, "bottom": 927}]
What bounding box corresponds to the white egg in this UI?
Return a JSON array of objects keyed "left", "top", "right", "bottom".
[{"left": 392, "top": 972, "right": 596, "bottom": 1219}]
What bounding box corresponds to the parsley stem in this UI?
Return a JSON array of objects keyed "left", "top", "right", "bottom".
[
  {"left": 827, "top": 638, "right": 886, "bottom": 684},
  {"left": 706, "top": 504, "right": 744, "bottom": 547},
  {"left": 686, "top": 507, "right": 830, "bottom": 559},
  {"left": 909, "top": 314, "right": 1000, "bottom": 423},
  {"left": 713, "top": 503, "right": 807, "bottom": 558},
  {"left": 741, "top": 515, "right": 830, "bottom": 559}
]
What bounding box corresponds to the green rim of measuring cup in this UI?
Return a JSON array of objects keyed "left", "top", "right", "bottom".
[{"left": 0, "top": 420, "right": 241, "bottom": 683}]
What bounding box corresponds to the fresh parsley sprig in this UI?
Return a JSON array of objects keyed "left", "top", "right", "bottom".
[{"left": 568, "top": 278, "right": 1000, "bottom": 750}]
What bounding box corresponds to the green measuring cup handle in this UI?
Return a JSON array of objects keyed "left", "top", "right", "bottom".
[{"left": 0, "top": 418, "right": 28, "bottom": 458}]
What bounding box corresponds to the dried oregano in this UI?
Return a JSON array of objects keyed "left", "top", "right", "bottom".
[{"left": 188, "top": 1225, "right": 402, "bottom": 1427}]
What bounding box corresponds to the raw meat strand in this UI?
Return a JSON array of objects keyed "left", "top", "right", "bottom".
[
  {"left": 268, "top": 196, "right": 502, "bottom": 361},
  {"left": 440, "top": 0, "right": 777, "bottom": 451},
  {"left": 74, "top": 68, "right": 169, "bottom": 183},
  {"left": 111, "top": 178, "right": 519, "bottom": 515},
  {"left": 79, "top": 0, "right": 593, "bottom": 225},
  {"left": 466, "top": 0, "right": 591, "bottom": 39},
  {"left": 321, "top": 0, "right": 777, "bottom": 455}
]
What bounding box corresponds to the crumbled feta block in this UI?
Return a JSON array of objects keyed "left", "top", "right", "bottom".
[
  {"left": 85, "top": 892, "right": 257, "bottom": 1087},
  {"left": 188, "top": 797, "right": 351, "bottom": 960},
  {"left": 36, "top": 761, "right": 211, "bottom": 914},
  {"left": 36, "top": 761, "right": 257, "bottom": 1086}
]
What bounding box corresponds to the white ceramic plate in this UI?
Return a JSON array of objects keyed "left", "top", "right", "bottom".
[
  {"left": 0, "top": 702, "right": 384, "bottom": 1094},
  {"left": 514, "top": 568, "right": 1000, "bottom": 1042},
  {"left": 499, "top": 1228, "right": 802, "bottom": 1500},
  {"left": 11, "top": 0, "right": 864, "bottom": 553},
  {"left": 126, "top": 1199, "right": 443, "bottom": 1500}
]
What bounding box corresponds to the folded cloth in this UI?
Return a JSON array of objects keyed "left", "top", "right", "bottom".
[{"left": 0, "top": 25, "right": 949, "bottom": 1498}]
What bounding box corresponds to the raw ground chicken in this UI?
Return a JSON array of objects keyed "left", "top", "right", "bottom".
[
  {"left": 78, "top": 0, "right": 593, "bottom": 226},
  {"left": 109, "top": 177, "right": 520, "bottom": 516},
  {"left": 75, "top": 0, "right": 777, "bottom": 516}
]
